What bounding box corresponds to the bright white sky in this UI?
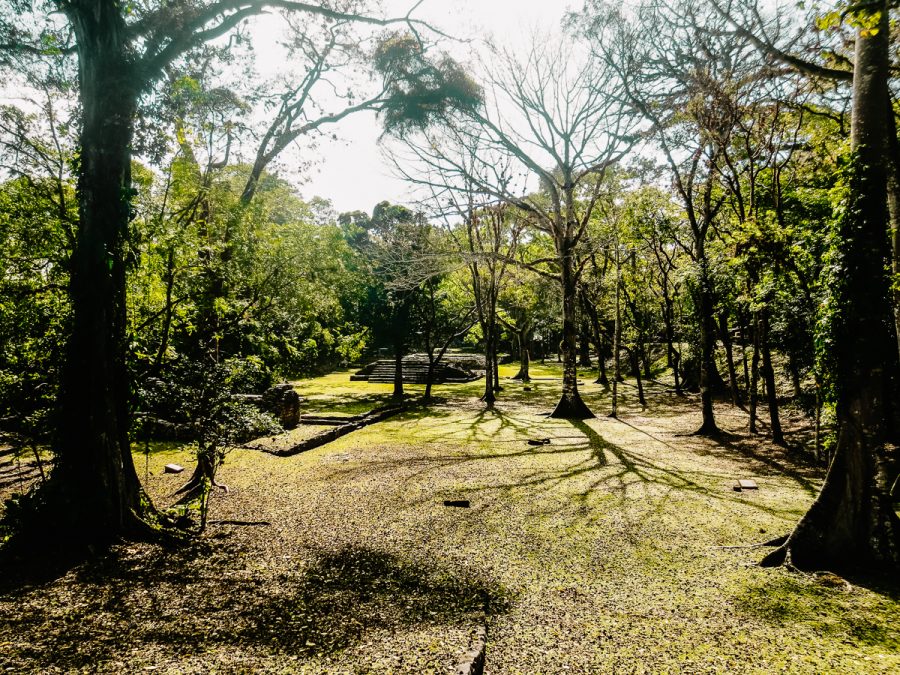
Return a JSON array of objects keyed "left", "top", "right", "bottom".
[{"left": 257, "top": 0, "right": 576, "bottom": 214}]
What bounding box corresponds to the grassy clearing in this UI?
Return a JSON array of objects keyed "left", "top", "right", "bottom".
[{"left": 1, "top": 362, "right": 898, "bottom": 673}]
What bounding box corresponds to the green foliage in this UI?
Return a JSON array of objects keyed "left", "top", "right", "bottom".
[
  {"left": 374, "top": 33, "right": 483, "bottom": 136},
  {"left": 0, "top": 176, "right": 72, "bottom": 451}
]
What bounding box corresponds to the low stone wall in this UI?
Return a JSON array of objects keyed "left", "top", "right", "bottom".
[{"left": 259, "top": 406, "right": 405, "bottom": 457}]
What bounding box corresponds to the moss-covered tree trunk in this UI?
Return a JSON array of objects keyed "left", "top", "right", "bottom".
[
  {"left": 42, "top": 5, "right": 155, "bottom": 544},
  {"left": 763, "top": 5, "right": 900, "bottom": 570}
]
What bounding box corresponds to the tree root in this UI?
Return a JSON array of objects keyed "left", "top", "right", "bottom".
[
  {"left": 691, "top": 424, "right": 722, "bottom": 438},
  {"left": 550, "top": 393, "right": 595, "bottom": 420},
  {"left": 124, "top": 507, "right": 191, "bottom": 547},
  {"left": 174, "top": 473, "right": 229, "bottom": 497},
  {"left": 715, "top": 534, "right": 789, "bottom": 550}
]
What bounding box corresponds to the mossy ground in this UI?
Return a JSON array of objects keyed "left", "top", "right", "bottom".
[{"left": 1, "top": 362, "right": 898, "bottom": 673}]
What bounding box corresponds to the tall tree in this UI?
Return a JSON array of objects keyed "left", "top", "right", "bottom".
[
  {"left": 394, "top": 37, "right": 636, "bottom": 417},
  {"left": 1, "top": 0, "right": 461, "bottom": 545},
  {"left": 715, "top": 0, "right": 900, "bottom": 569},
  {"left": 585, "top": 0, "right": 763, "bottom": 434}
]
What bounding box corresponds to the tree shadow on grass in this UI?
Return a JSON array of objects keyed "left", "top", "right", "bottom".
[
  {"left": 711, "top": 433, "right": 821, "bottom": 496},
  {"left": 324, "top": 409, "right": 802, "bottom": 522},
  {"left": 401, "top": 405, "right": 541, "bottom": 448},
  {"left": 0, "top": 541, "right": 511, "bottom": 671},
  {"left": 570, "top": 419, "right": 721, "bottom": 502}
]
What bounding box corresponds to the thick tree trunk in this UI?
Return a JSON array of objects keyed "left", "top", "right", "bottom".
[
  {"left": 45, "top": 10, "right": 153, "bottom": 544},
  {"left": 551, "top": 239, "right": 593, "bottom": 419},
  {"left": 764, "top": 7, "right": 900, "bottom": 570}
]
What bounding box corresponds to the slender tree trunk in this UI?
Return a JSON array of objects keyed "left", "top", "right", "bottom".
[
  {"left": 152, "top": 247, "right": 177, "bottom": 375},
  {"left": 613, "top": 254, "right": 623, "bottom": 385},
  {"left": 481, "top": 317, "right": 496, "bottom": 405},
  {"left": 814, "top": 379, "right": 823, "bottom": 463},
  {"left": 482, "top": 348, "right": 495, "bottom": 405},
  {"left": 579, "top": 321, "right": 593, "bottom": 368},
  {"left": 739, "top": 310, "right": 751, "bottom": 390},
  {"left": 424, "top": 358, "right": 435, "bottom": 401},
  {"left": 631, "top": 348, "right": 646, "bottom": 408},
  {"left": 493, "top": 333, "right": 502, "bottom": 393},
  {"left": 551, "top": 238, "right": 593, "bottom": 419},
  {"left": 759, "top": 311, "right": 784, "bottom": 445},
  {"left": 672, "top": 347, "right": 682, "bottom": 395},
  {"left": 764, "top": 6, "right": 900, "bottom": 569},
  {"left": 718, "top": 312, "right": 741, "bottom": 407},
  {"left": 749, "top": 311, "right": 761, "bottom": 434},
  {"left": 885, "top": 103, "right": 900, "bottom": 362},
  {"left": 664, "top": 316, "right": 675, "bottom": 369},
  {"left": 584, "top": 293, "right": 608, "bottom": 386},
  {"left": 610, "top": 249, "right": 622, "bottom": 418},
  {"left": 695, "top": 253, "right": 720, "bottom": 435},
  {"left": 47, "top": 11, "right": 153, "bottom": 543},
  {"left": 597, "top": 342, "right": 609, "bottom": 386},
  {"left": 662, "top": 297, "right": 682, "bottom": 394},
  {"left": 392, "top": 336, "right": 404, "bottom": 402},
  {"left": 512, "top": 328, "right": 531, "bottom": 382},
  {"left": 788, "top": 357, "right": 803, "bottom": 400}
]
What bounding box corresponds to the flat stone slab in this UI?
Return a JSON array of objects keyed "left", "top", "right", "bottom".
[
  {"left": 733, "top": 479, "right": 758, "bottom": 491},
  {"left": 164, "top": 464, "right": 184, "bottom": 474}
]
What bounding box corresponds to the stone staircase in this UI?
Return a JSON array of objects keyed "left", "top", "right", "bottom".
[{"left": 355, "top": 357, "right": 480, "bottom": 384}]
